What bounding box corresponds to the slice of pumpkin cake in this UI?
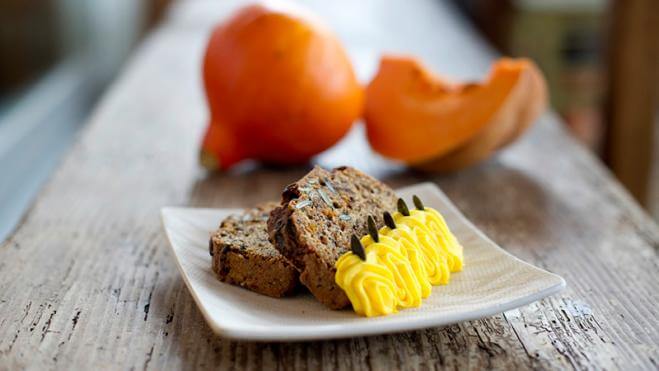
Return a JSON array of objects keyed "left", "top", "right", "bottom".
[
  {"left": 268, "top": 166, "right": 397, "bottom": 309},
  {"left": 210, "top": 202, "right": 299, "bottom": 297}
]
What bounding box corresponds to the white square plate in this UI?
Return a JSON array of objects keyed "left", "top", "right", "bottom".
[{"left": 161, "top": 182, "right": 565, "bottom": 341}]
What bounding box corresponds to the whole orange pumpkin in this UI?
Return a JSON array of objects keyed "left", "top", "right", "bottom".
[{"left": 200, "top": 3, "right": 363, "bottom": 170}]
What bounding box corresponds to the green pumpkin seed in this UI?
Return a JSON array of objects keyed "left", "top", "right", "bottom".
[
  {"left": 318, "top": 189, "right": 333, "bottom": 208},
  {"left": 295, "top": 200, "right": 312, "bottom": 209},
  {"left": 383, "top": 211, "right": 396, "bottom": 229},
  {"left": 351, "top": 235, "right": 366, "bottom": 260},
  {"left": 367, "top": 215, "right": 379, "bottom": 242},
  {"left": 397, "top": 198, "right": 410, "bottom": 216},
  {"left": 324, "top": 178, "right": 337, "bottom": 194},
  {"left": 412, "top": 195, "right": 424, "bottom": 210}
]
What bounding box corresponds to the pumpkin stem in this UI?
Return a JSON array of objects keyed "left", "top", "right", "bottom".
[{"left": 200, "top": 120, "right": 246, "bottom": 171}]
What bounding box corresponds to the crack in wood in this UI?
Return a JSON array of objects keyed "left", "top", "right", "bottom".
[
  {"left": 503, "top": 312, "right": 534, "bottom": 361},
  {"left": 40, "top": 310, "right": 57, "bottom": 342},
  {"left": 60, "top": 260, "right": 76, "bottom": 283},
  {"left": 143, "top": 272, "right": 159, "bottom": 322},
  {"left": 67, "top": 309, "right": 82, "bottom": 342},
  {"left": 143, "top": 345, "right": 154, "bottom": 371},
  {"left": 3, "top": 330, "right": 20, "bottom": 354}
]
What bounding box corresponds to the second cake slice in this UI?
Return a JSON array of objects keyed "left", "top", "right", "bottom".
[{"left": 268, "top": 166, "right": 397, "bottom": 309}]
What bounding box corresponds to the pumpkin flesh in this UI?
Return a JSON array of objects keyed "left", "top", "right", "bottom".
[{"left": 364, "top": 56, "right": 546, "bottom": 168}]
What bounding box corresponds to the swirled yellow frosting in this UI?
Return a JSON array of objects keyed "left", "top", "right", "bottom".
[
  {"left": 335, "top": 206, "right": 464, "bottom": 317},
  {"left": 334, "top": 252, "right": 398, "bottom": 317},
  {"left": 398, "top": 208, "right": 464, "bottom": 274}
]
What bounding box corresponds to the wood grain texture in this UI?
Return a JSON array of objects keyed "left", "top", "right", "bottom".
[{"left": 1, "top": 0, "right": 658, "bottom": 369}]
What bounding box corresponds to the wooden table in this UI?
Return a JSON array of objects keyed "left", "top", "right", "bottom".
[{"left": 1, "top": 0, "right": 658, "bottom": 369}]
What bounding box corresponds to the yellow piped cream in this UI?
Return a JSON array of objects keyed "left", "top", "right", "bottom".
[{"left": 335, "top": 205, "right": 464, "bottom": 317}]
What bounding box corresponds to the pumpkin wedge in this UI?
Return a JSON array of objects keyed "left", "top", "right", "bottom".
[{"left": 364, "top": 56, "right": 547, "bottom": 170}]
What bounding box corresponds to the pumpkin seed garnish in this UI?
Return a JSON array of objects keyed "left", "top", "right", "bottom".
[
  {"left": 383, "top": 211, "right": 396, "bottom": 229},
  {"left": 307, "top": 178, "right": 317, "bottom": 184},
  {"left": 317, "top": 189, "right": 333, "bottom": 208},
  {"left": 351, "top": 235, "right": 366, "bottom": 261},
  {"left": 295, "top": 200, "right": 312, "bottom": 209},
  {"left": 412, "top": 195, "right": 424, "bottom": 210},
  {"left": 367, "top": 215, "right": 379, "bottom": 242},
  {"left": 324, "top": 178, "right": 337, "bottom": 194},
  {"left": 339, "top": 213, "right": 351, "bottom": 221},
  {"left": 397, "top": 198, "right": 410, "bottom": 216},
  {"left": 299, "top": 186, "right": 313, "bottom": 193}
]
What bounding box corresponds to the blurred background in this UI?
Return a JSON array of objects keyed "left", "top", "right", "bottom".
[{"left": 0, "top": 0, "right": 657, "bottom": 241}]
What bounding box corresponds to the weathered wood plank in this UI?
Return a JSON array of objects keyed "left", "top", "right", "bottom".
[{"left": 0, "top": 0, "right": 658, "bottom": 370}]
